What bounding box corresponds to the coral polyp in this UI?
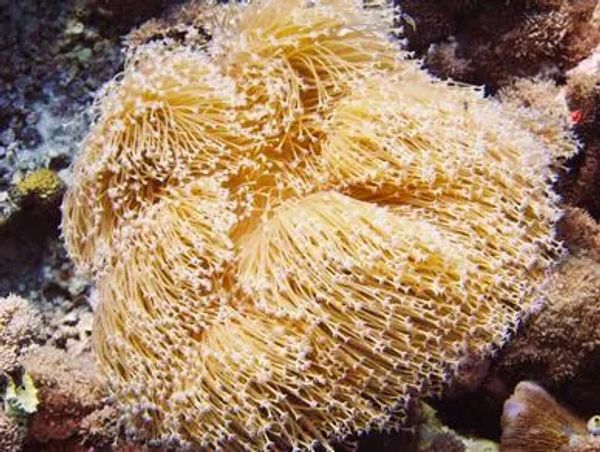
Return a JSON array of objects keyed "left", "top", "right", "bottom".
[{"left": 61, "top": 0, "right": 573, "bottom": 449}]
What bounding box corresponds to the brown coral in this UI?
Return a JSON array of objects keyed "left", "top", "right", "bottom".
[
  {"left": 62, "top": 0, "right": 573, "bottom": 449},
  {"left": 498, "top": 77, "right": 577, "bottom": 161},
  {"left": 497, "top": 254, "right": 600, "bottom": 413},
  {"left": 420, "top": 0, "right": 600, "bottom": 90},
  {"left": 557, "top": 206, "right": 600, "bottom": 260},
  {"left": 560, "top": 54, "right": 600, "bottom": 219},
  {"left": 397, "top": 1, "right": 476, "bottom": 53}
]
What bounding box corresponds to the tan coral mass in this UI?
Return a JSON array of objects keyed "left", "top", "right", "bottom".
[{"left": 61, "top": 0, "right": 571, "bottom": 449}]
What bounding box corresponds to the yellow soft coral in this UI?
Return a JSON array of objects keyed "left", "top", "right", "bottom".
[
  {"left": 16, "top": 169, "right": 64, "bottom": 207},
  {"left": 62, "top": 0, "right": 572, "bottom": 449}
]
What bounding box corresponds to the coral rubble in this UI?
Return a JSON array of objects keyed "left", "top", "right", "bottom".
[{"left": 62, "top": 0, "right": 574, "bottom": 448}]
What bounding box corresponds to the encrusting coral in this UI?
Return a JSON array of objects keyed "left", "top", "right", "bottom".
[
  {"left": 62, "top": 0, "right": 575, "bottom": 449},
  {"left": 501, "top": 381, "right": 600, "bottom": 452}
]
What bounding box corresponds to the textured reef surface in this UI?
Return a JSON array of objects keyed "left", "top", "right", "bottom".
[{"left": 1, "top": 0, "right": 600, "bottom": 450}]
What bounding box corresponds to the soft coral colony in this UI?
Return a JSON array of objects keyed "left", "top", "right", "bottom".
[{"left": 61, "top": 0, "right": 576, "bottom": 449}]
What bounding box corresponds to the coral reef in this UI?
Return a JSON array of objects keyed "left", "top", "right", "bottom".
[
  {"left": 557, "top": 140, "right": 600, "bottom": 218},
  {"left": 20, "top": 345, "right": 116, "bottom": 450},
  {"left": 565, "top": 47, "right": 600, "bottom": 139},
  {"left": 87, "top": 0, "right": 172, "bottom": 31},
  {"left": 0, "top": 291, "right": 119, "bottom": 450},
  {"left": 125, "top": 0, "right": 224, "bottom": 49},
  {"left": 0, "top": 0, "right": 175, "bottom": 300},
  {"left": 3, "top": 372, "right": 40, "bottom": 422},
  {"left": 414, "top": 404, "right": 499, "bottom": 452},
  {"left": 0, "top": 0, "right": 598, "bottom": 448},
  {"left": 358, "top": 402, "right": 500, "bottom": 452},
  {"left": 560, "top": 50, "right": 600, "bottom": 219},
  {"left": 430, "top": 221, "right": 600, "bottom": 441},
  {"left": 0, "top": 294, "right": 42, "bottom": 376},
  {"left": 398, "top": 0, "right": 600, "bottom": 218},
  {"left": 0, "top": 0, "right": 122, "bottom": 190},
  {"left": 62, "top": 0, "right": 574, "bottom": 448},
  {"left": 496, "top": 253, "right": 600, "bottom": 413},
  {"left": 501, "top": 381, "right": 599, "bottom": 451},
  {"left": 397, "top": 1, "right": 478, "bottom": 53},
  {"left": 400, "top": 0, "right": 600, "bottom": 90},
  {"left": 0, "top": 0, "right": 123, "bottom": 345}
]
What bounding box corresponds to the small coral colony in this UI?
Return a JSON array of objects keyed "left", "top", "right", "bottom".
[{"left": 55, "top": 0, "right": 584, "bottom": 449}]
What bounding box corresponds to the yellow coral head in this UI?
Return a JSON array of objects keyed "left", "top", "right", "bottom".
[{"left": 62, "top": 0, "right": 569, "bottom": 449}]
